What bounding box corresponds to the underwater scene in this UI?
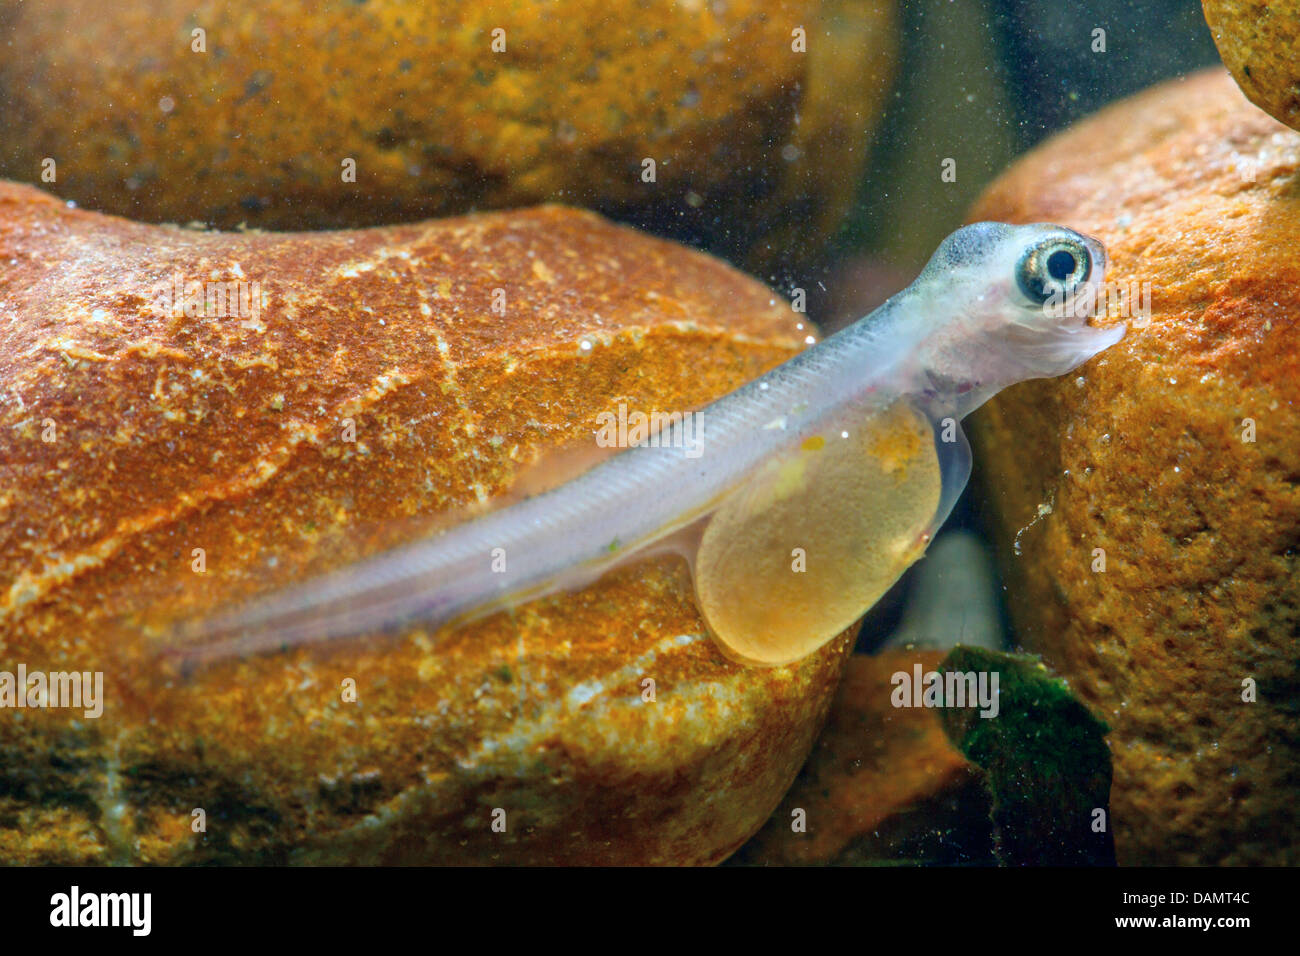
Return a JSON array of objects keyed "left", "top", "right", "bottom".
[{"left": 0, "top": 0, "right": 1294, "bottom": 921}]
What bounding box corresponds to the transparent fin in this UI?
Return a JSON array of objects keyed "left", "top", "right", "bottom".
[
  {"left": 929, "top": 413, "right": 972, "bottom": 539},
  {"left": 692, "top": 399, "right": 956, "bottom": 666}
]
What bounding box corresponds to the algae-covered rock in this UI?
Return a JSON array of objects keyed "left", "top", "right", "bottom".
[
  {"left": 739, "top": 646, "right": 1115, "bottom": 867},
  {"left": 967, "top": 69, "right": 1300, "bottom": 865},
  {"left": 938, "top": 647, "right": 1114, "bottom": 867},
  {"left": 733, "top": 651, "right": 988, "bottom": 866},
  {"left": 1203, "top": 0, "right": 1300, "bottom": 131},
  {"left": 0, "top": 0, "right": 896, "bottom": 271},
  {"left": 0, "top": 180, "right": 854, "bottom": 864}
]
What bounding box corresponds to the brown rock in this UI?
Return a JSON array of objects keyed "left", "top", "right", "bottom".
[
  {"left": 0, "top": 0, "right": 896, "bottom": 272},
  {"left": 0, "top": 180, "right": 854, "bottom": 864},
  {"left": 967, "top": 69, "right": 1300, "bottom": 865},
  {"left": 1203, "top": 0, "right": 1300, "bottom": 131},
  {"left": 734, "top": 651, "right": 985, "bottom": 865}
]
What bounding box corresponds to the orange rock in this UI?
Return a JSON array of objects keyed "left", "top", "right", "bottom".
[
  {"left": 0, "top": 0, "right": 896, "bottom": 271},
  {"left": 0, "top": 180, "right": 854, "bottom": 864},
  {"left": 968, "top": 69, "right": 1300, "bottom": 865},
  {"left": 1203, "top": 0, "right": 1300, "bottom": 131},
  {"left": 734, "top": 651, "right": 983, "bottom": 865}
]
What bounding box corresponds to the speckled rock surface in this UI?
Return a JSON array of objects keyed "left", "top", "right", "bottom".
[
  {"left": 733, "top": 651, "right": 983, "bottom": 865},
  {"left": 0, "top": 180, "right": 854, "bottom": 864},
  {"left": 1203, "top": 0, "right": 1300, "bottom": 131},
  {"left": 968, "top": 69, "right": 1300, "bottom": 865},
  {"left": 0, "top": 0, "right": 896, "bottom": 272}
]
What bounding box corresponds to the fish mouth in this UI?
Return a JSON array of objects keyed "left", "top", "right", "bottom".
[
  {"left": 1005, "top": 275, "right": 1128, "bottom": 376},
  {"left": 1011, "top": 318, "right": 1126, "bottom": 377}
]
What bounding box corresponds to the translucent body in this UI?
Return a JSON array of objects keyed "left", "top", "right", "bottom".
[{"left": 164, "top": 223, "right": 1125, "bottom": 670}]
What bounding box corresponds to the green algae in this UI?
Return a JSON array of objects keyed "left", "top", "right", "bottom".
[{"left": 938, "top": 646, "right": 1115, "bottom": 866}]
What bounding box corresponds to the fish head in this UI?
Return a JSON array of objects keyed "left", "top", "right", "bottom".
[{"left": 910, "top": 221, "right": 1127, "bottom": 412}]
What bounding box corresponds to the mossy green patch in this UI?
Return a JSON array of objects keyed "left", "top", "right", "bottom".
[{"left": 938, "top": 646, "right": 1115, "bottom": 866}]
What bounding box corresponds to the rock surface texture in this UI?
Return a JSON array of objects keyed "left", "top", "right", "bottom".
[
  {"left": 0, "top": 0, "right": 896, "bottom": 272},
  {"left": 968, "top": 69, "right": 1300, "bottom": 865},
  {"left": 735, "top": 651, "right": 984, "bottom": 865},
  {"left": 1203, "top": 0, "right": 1300, "bottom": 131},
  {"left": 0, "top": 181, "right": 854, "bottom": 864}
]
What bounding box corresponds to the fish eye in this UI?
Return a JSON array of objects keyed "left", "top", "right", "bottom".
[{"left": 1017, "top": 237, "right": 1091, "bottom": 304}]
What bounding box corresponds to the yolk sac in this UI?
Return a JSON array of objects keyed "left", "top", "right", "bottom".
[{"left": 692, "top": 400, "right": 942, "bottom": 666}]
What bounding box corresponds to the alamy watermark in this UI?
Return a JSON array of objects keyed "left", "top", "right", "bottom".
[
  {"left": 50, "top": 885, "right": 150, "bottom": 936},
  {"left": 0, "top": 664, "right": 104, "bottom": 718},
  {"left": 149, "top": 272, "right": 263, "bottom": 320},
  {"left": 1044, "top": 278, "right": 1152, "bottom": 328},
  {"left": 594, "top": 402, "right": 704, "bottom": 459},
  {"left": 891, "top": 662, "right": 999, "bottom": 718}
]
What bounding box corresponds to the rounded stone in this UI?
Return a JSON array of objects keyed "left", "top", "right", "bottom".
[
  {"left": 0, "top": 180, "right": 853, "bottom": 864},
  {"left": 0, "top": 0, "right": 896, "bottom": 272},
  {"left": 1203, "top": 0, "right": 1300, "bottom": 131},
  {"left": 967, "top": 69, "right": 1300, "bottom": 865}
]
